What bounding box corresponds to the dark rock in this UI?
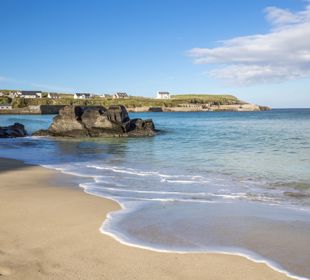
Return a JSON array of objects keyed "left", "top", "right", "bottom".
[
  {"left": 259, "top": 106, "right": 271, "bottom": 111},
  {"left": 126, "top": 119, "right": 156, "bottom": 136},
  {"left": 39, "top": 105, "right": 66, "bottom": 114},
  {"left": 33, "top": 105, "right": 156, "bottom": 138},
  {"left": 148, "top": 107, "right": 163, "bottom": 112},
  {"left": 0, "top": 123, "right": 27, "bottom": 138},
  {"left": 81, "top": 108, "right": 123, "bottom": 136},
  {"left": 48, "top": 106, "right": 87, "bottom": 137},
  {"left": 106, "top": 105, "right": 130, "bottom": 123}
]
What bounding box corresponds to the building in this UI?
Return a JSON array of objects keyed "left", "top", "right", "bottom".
[
  {"left": 8, "top": 91, "right": 21, "bottom": 98},
  {"left": 0, "top": 104, "right": 12, "bottom": 110},
  {"left": 48, "top": 93, "right": 74, "bottom": 99},
  {"left": 20, "top": 91, "right": 42, "bottom": 98},
  {"left": 99, "top": 94, "right": 112, "bottom": 98},
  {"left": 156, "top": 91, "right": 170, "bottom": 99},
  {"left": 47, "top": 93, "right": 60, "bottom": 99},
  {"left": 0, "top": 91, "right": 18, "bottom": 98},
  {"left": 113, "top": 92, "right": 128, "bottom": 99},
  {"left": 74, "top": 93, "right": 92, "bottom": 99}
]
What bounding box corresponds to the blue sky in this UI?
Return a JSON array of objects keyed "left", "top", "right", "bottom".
[{"left": 0, "top": 0, "right": 309, "bottom": 107}]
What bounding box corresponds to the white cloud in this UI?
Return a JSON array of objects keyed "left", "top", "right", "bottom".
[
  {"left": 265, "top": 7, "right": 301, "bottom": 27},
  {"left": 188, "top": 4, "right": 310, "bottom": 85},
  {"left": 265, "top": 4, "right": 310, "bottom": 28}
]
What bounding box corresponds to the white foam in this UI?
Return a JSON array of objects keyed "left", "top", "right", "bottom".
[
  {"left": 161, "top": 179, "right": 201, "bottom": 184},
  {"left": 100, "top": 220, "right": 309, "bottom": 280},
  {"left": 87, "top": 164, "right": 160, "bottom": 177},
  {"left": 41, "top": 163, "right": 310, "bottom": 280}
]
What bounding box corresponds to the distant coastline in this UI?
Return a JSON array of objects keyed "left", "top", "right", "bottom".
[
  {"left": 0, "top": 103, "right": 270, "bottom": 115},
  {"left": 0, "top": 91, "right": 270, "bottom": 114}
]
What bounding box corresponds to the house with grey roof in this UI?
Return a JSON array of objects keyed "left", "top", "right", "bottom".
[
  {"left": 99, "top": 93, "right": 112, "bottom": 98},
  {"left": 156, "top": 91, "right": 170, "bottom": 99},
  {"left": 20, "top": 91, "right": 42, "bottom": 98},
  {"left": 7, "top": 91, "right": 21, "bottom": 98},
  {"left": 113, "top": 92, "right": 128, "bottom": 99},
  {"left": 74, "top": 93, "right": 92, "bottom": 99},
  {"left": 47, "top": 93, "right": 60, "bottom": 99}
]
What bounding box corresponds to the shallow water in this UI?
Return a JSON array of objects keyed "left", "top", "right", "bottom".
[{"left": 1, "top": 109, "right": 310, "bottom": 278}]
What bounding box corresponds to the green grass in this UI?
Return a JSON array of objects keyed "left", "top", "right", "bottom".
[
  {"left": 171, "top": 94, "right": 240, "bottom": 104},
  {"left": 0, "top": 97, "right": 12, "bottom": 105},
  {"left": 0, "top": 89, "right": 19, "bottom": 93}
]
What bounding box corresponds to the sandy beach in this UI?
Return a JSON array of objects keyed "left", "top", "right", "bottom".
[{"left": 0, "top": 157, "right": 294, "bottom": 280}]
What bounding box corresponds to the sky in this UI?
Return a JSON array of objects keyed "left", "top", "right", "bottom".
[{"left": 0, "top": 0, "right": 309, "bottom": 108}]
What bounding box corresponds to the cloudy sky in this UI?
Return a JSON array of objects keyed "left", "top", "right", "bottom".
[{"left": 0, "top": 0, "right": 309, "bottom": 107}]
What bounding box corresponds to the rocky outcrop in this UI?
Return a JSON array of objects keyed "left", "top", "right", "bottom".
[
  {"left": 127, "top": 103, "right": 271, "bottom": 112},
  {"left": 148, "top": 107, "right": 163, "bottom": 112},
  {"left": 0, "top": 123, "right": 27, "bottom": 138},
  {"left": 209, "top": 104, "right": 262, "bottom": 112},
  {"left": 33, "top": 105, "right": 156, "bottom": 137},
  {"left": 259, "top": 106, "right": 271, "bottom": 111},
  {"left": 0, "top": 103, "right": 271, "bottom": 115}
]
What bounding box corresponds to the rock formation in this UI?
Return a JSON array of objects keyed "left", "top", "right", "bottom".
[
  {"left": 0, "top": 123, "right": 27, "bottom": 138},
  {"left": 33, "top": 105, "right": 156, "bottom": 137}
]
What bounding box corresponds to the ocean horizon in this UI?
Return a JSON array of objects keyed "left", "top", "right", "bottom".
[{"left": 1, "top": 109, "right": 310, "bottom": 279}]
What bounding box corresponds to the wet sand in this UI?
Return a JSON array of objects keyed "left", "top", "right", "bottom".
[
  {"left": 0, "top": 157, "right": 294, "bottom": 280},
  {"left": 111, "top": 200, "right": 310, "bottom": 278}
]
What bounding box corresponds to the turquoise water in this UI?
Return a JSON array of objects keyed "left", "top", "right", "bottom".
[{"left": 1, "top": 109, "right": 310, "bottom": 278}]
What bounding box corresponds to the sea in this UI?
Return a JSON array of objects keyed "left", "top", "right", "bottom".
[{"left": 0, "top": 109, "right": 310, "bottom": 279}]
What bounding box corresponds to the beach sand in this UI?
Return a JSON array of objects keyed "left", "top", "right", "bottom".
[{"left": 0, "top": 158, "right": 293, "bottom": 280}]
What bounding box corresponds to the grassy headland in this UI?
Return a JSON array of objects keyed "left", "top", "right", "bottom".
[
  {"left": 0, "top": 94, "right": 242, "bottom": 109},
  {"left": 0, "top": 91, "right": 269, "bottom": 113}
]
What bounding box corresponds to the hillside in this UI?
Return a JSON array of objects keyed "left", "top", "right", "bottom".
[{"left": 171, "top": 94, "right": 241, "bottom": 104}]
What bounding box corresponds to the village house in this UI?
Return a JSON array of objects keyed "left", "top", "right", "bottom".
[
  {"left": 7, "top": 91, "right": 21, "bottom": 98},
  {"left": 0, "top": 91, "right": 19, "bottom": 98},
  {"left": 74, "top": 93, "right": 92, "bottom": 99},
  {"left": 99, "top": 93, "right": 112, "bottom": 98},
  {"left": 48, "top": 93, "right": 74, "bottom": 99},
  {"left": 113, "top": 92, "right": 128, "bottom": 99},
  {"left": 47, "top": 93, "right": 61, "bottom": 99},
  {"left": 0, "top": 104, "right": 12, "bottom": 110},
  {"left": 156, "top": 91, "right": 170, "bottom": 99},
  {"left": 19, "top": 91, "right": 42, "bottom": 98}
]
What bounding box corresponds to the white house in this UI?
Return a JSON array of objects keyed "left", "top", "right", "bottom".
[
  {"left": 47, "top": 93, "right": 60, "bottom": 99},
  {"left": 8, "top": 91, "right": 21, "bottom": 98},
  {"left": 156, "top": 91, "right": 170, "bottom": 99},
  {"left": 113, "top": 92, "right": 128, "bottom": 99},
  {"left": 99, "top": 93, "right": 112, "bottom": 98},
  {"left": 20, "top": 91, "right": 42, "bottom": 98},
  {"left": 74, "top": 93, "right": 92, "bottom": 99},
  {"left": 0, "top": 104, "right": 12, "bottom": 110}
]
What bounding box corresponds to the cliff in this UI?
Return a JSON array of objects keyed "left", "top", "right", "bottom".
[{"left": 127, "top": 103, "right": 270, "bottom": 112}]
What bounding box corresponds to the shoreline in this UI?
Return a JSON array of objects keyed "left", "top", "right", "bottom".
[
  {"left": 82, "top": 183, "right": 308, "bottom": 280},
  {"left": 0, "top": 103, "right": 268, "bottom": 115},
  {"left": 0, "top": 157, "right": 296, "bottom": 279}
]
